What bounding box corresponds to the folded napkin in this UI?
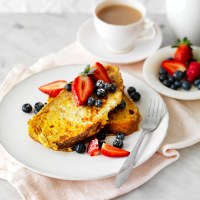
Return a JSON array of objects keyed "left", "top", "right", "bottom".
[{"left": 0, "top": 42, "right": 200, "bottom": 200}]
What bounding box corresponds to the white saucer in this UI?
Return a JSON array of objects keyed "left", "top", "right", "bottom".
[{"left": 77, "top": 18, "right": 163, "bottom": 64}]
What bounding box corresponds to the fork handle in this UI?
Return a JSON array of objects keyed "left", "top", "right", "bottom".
[
  {"left": 119, "top": 130, "right": 147, "bottom": 173},
  {"left": 115, "top": 130, "right": 147, "bottom": 188}
]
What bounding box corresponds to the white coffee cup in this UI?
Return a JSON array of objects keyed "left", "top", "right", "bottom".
[{"left": 93, "top": 0, "right": 156, "bottom": 54}]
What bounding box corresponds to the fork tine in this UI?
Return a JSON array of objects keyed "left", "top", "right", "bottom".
[
  {"left": 148, "top": 98, "right": 157, "bottom": 118},
  {"left": 147, "top": 98, "right": 151, "bottom": 117},
  {"left": 160, "top": 101, "right": 164, "bottom": 119},
  {"left": 152, "top": 99, "right": 157, "bottom": 118},
  {"left": 147, "top": 98, "right": 153, "bottom": 117},
  {"left": 155, "top": 99, "right": 163, "bottom": 119},
  {"left": 155, "top": 99, "right": 160, "bottom": 118}
]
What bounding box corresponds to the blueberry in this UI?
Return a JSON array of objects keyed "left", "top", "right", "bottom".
[
  {"left": 162, "top": 79, "right": 171, "bottom": 87},
  {"left": 173, "top": 70, "right": 184, "bottom": 80},
  {"left": 104, "top": 83, "right": 111, "bottom": 91},
  {"left": 64, "top": 83, "right": 72, "bottom": 91},
  {"left": 117, "top": 100, "right": 126, "bottom": 109},
  {"left": 130, "top": 92, "right": 141, "bottom": 102},
  {"left": 197, "top": 84, "right": 200, "bottom": 90},
  {"left": 168, "top": 76, "right": 176, "bottom": 84},
  {"left": 194, "top": 79, "right": 200, "bottom": 86},
  {"left": 96, "top": 80, "right": 105, "bottom": 88},
  {"left": 116, "top": 132, "right": 125, "bottom": 140},
  {"left": 159, "top": 67, "right": 167, "bottom": 75},
  {"left": 87, "top": 97, "right": 95, "bottom": 106},
  {"left": 167, "top": 57, "right": 173, "bottom": 60},
  {"left": 174, "top": 80, "right": 182, "bottom": 88},
  {"left": 159, "top": 74, "right": 168, "bottom": 82},
  {"left": 96, "top": 131, "right": 106, "bottom": 140},
  {"left": 22, "top": 103, "right": 32, "bottom": 113},
  {"left": 96, "top": 88, "right": 106, "bottom": 97},
  {"left": 182, "top": 81, "right": 191, "bottom": 90},
  {"left": 113, "top": 139, "right": 123, "bottom": 148},
  {"left": 170, "top": 84, "right": 178, "bottom": 90},
  {"left": 109, "top": 83, "right": 116, "bottom": 93},
  {"left": 75, "top": 142, "right": 86, "bottom": 153},
  {"left": 95, "top": 99, "right": 102, "bottom": 107},
  {"left": 34, "top": 102, "right": 44, "bottom": 114},
  {"left": 127, "top": 87, "right": 136, "bottom": 95}
]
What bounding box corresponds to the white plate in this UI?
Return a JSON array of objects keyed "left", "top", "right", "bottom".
[
  {"left": 0, "top": 65, "right": 169, "bottom": 180},
  {"left": 143, "top": 46, "right": 200, "bottom": 100},
  {"left": 77, "top": 18, "right": 163, "bottom": 64}
]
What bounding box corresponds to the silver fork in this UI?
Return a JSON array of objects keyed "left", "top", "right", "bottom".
[{"left": 115, "top": 98, "right": 164, "bottom": 188}]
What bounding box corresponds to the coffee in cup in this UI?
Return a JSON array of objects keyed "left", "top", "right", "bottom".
[
  {"left": 93, "top": 0, "right": 156, "bottom": 53},
  {"left": 97, "top": 4, "right": 143, "bottom": 25}
]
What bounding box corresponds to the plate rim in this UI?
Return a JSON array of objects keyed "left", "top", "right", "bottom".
[
  {"left": 143, "top": 46, "right": 200, "bottom": 100},
  {"left": 0, "top": 64, "right": 169, "bottom": 180},
  {"left": 77, "top": 18, "right": 163, "bottom": 64}
]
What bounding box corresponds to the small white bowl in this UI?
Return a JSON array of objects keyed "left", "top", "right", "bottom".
[{"left": 143, "top": 46, "right": 200, "bottom": 100}]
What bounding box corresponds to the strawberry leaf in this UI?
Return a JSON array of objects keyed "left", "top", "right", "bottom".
[
  {"left": 172, "top": 37, "right": 192, "bottom": 49},
  {"left": 80, "top": 65, "right": 96, "bottom": 76}
]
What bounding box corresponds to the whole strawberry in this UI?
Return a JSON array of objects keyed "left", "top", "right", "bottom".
[
  {"left": 186, "top": 61, "right": 200, "bottom": 83},
  {"left": 172, "top": 37, "right": 193, "bottom": 63}
]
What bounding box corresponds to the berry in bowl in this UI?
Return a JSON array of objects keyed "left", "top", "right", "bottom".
[{"left": 143, "top": 37, "right": 200, "bottom": 100}]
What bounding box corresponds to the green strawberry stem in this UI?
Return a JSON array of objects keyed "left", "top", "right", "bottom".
[{"left": 172, "top": 37, "right": 192, "bottom": 49}]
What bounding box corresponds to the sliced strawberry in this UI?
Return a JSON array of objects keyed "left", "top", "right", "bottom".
[
  {"left": 91, "top": 62, "right": 111, "bottom": 83},
  {"left": 101, "top": 143, "right": 130, "bottom": 157},
  {"left": 186, "top": 61, "right": 200, "bottom": 83},
  {"left": 72, "top": 75, "right": 94, "bottom": 106},
  {"left": 39, "top": 80, "right": 67, "bottom": 97},
  {"left": 173, "top": 37, "right": 193, "bottom": 63},
  {"left": 87, "top": 138, "right": 100, "bottom": 156},
  {"left": 161, "top": 60, "right": 186, "bottom": 76}
]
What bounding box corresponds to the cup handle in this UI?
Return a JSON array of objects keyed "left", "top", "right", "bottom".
[{"left": 137, "top": 18, "right": 156, "bottom": 40}]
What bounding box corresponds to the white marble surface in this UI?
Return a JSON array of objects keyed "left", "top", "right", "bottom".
[
  {"left": 0, "top": 0, "right": 166, "bottom": 14},
  {"left": 0, "top": 13, "right": 200, "bottom": 200}
]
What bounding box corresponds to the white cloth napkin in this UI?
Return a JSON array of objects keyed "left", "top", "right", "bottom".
[{"left": 0, "top": 42, "right": 200, "bottom": 200}]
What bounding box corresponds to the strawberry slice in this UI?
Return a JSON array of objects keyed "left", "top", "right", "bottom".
[
  {"left": 72, "top": 75, "right": 94, "bottom": 106},
  {"left": 39, "top": 80, "right": 67, "bottom": 97},
  {"left": 91, "top": 62, "right": 111, "bottom": 83},
  {"left": 87, "top": 138, "right": 100, "bottom": 156},
  {"left": 101, "top": 143, "right": 130, "bottom": 157},
  {"left": 161, "top": 60, "right": 186, "bottom": 76}
]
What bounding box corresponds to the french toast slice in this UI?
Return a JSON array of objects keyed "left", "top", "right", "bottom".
[
  {"left": 28, "top": 65, "right": 123, "bottom": 151},
  {"left": 106, "top": 92, "right": 141, "bottom": 135}
]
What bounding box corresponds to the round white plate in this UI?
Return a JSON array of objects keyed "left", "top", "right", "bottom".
[
  {"left": 77, "top": 18, "right": 163, "bottom": 64},
  {"left": 143, "top": 46, "right": 200, "bottom": 100},
  {"left": 0, "top": 65, "right": 169, "bottom": 180}
]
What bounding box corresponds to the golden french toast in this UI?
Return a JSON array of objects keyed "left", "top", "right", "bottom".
[
  {"left": 47, "top": 92, "right": 141, "bottom": 136},
  {"left": 28, "top": 65, "right": 123, "bottom": 151},
  {"left": 106, "top": 92, "right": 141, "bottom": 135}
]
